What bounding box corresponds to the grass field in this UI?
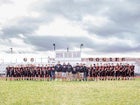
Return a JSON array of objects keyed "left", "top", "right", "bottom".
[{"left": 0, "top": 79, "right": 140, "bottom": 105}]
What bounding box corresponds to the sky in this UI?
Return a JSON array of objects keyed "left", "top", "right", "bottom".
[{"left": 0, "top": 0, "right": 140, "bottom": 57}]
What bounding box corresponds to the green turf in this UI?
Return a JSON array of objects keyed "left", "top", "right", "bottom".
[{"left": 0, "top": 79, "right": 140, "bottom": 105}]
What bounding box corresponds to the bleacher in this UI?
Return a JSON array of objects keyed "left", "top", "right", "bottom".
[{"left": 0, "top": 64, "right": 7, "bottom": 76}]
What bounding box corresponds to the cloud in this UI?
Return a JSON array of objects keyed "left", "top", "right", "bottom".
[
  {"left": 1, "top": 16, "right": 44, "bottom": 38},
  {"left": 99, "top": 42, "right": 140, "bottom": 53},
  {"left": 0, "top": 0, "right": 140, "bottom": 56},
  {"left": 32, "top": 0, "right": 140, "bottom": 41},
  {"left": 0, "top": 37, "right": 36, "bottom": 54},
  {"left": 0, "top": 0, "right": 12, "bottom": 5},
  {"left": 32, "top": 0, "right": 106, "bottom": 20},
  {"left": 23, "top": 35, "right": 140, "bottom": 54},
  {"left": 82, "top": 0, "right": 140, "bottom": 40},
  {"left": 25, "top": 36, "right": 95, "bottom": 51},
  {"left": 34, "top": 16, "right": 88, "bottom": 37}
]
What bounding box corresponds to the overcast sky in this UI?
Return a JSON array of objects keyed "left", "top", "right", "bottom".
[{"left": 0, "top": 0, "right": 140, "bottom": 57}]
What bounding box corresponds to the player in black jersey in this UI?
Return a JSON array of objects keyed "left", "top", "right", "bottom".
[
  {"left": 62, "top": 63, "right": 67, "bottom": 81},
  {"left": 83, "top": 64, "right": 88, "bottom": 81},
  {"left": 75, "top": 63, "right": 80, "bottom": 81},
  {"left": 72, "top": 67, "right": 77, "bottom": 81},
  {"left": 55, "top": 61, "right": 62, "bottom": 80},
  {"left": 66, "top": 63, "right": 73, "bottom": 81}
]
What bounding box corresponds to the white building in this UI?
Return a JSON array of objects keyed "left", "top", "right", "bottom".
[{"left": 0, "top": 52, "right": 140, "bottom": 74}]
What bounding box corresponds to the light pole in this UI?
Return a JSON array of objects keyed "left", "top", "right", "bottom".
[
  {"left": 67, "top": 47, "right": 69, "bottom": 52},
  {"left": 10, "top": 48, "right": 13, "bottom": 64},
  {"left": 53, "top": 43, "right": 56, "bottom": 60},
  {"left": 80, "top": 44, "right": 83, "bottom": 58},
  {"left": 53, "top": 43, "right": 55, "bottom": 51},
  {"left": 80, "top": 44, "right": 83, "bottom": 52},
  {"left": 10, "top": 48, "right": 13, "bottom": 54}
]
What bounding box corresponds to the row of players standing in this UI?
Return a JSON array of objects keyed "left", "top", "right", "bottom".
[
  {"left": 89, "top": 63, "right": 135, "bottom": 80},
  {"left": 6, "top": 62, "right": 88, "bottom": 81},
  {"left": 6, "top": 62, "right": 135, "bottom": 81}
]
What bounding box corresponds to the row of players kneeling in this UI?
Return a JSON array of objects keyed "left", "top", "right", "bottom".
[{"left": 5, "top": 62, "right": 135, "bottom": 81}]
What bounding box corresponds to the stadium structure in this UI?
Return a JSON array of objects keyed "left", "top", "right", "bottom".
[{"left": 0, "top": 51, "right": 140, "bottom": 75}]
